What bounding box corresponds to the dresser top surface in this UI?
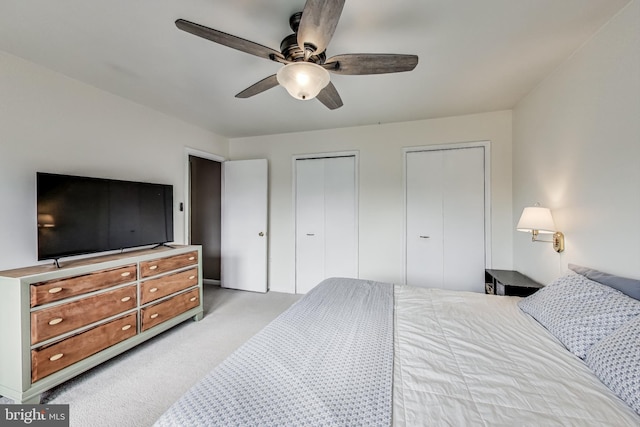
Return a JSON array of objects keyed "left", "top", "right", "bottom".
[{"left": 0, "top": 245, "right": 195, "bottom": 279}]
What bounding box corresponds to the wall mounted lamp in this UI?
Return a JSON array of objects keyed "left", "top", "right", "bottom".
[{"left": 516, "top": 204, "right": 565, "bottom": 252}]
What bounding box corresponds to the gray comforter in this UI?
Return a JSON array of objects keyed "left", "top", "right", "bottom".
[{"left": 155, "top": 277, "right": 394, "bottom": 427}]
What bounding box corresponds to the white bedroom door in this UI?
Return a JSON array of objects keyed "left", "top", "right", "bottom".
[
  {"left": 295, "top": 156, "right": 357, "bottom": 294},
  {"left": 405, "top": 146, "right": 486, "bottom": 292},
  {"left": 221, "top": 159, "right": 268, "bottom": 292}
]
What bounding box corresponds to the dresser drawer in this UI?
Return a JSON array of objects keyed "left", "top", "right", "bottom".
[
  {"left": 30, "top": 265, "right": 137, "bottom": 307},
  {"left": 141, "top": 288, "right": 200, "bottom": 332},
  {"left": 31, "top": 313, "right": 137, "bottom": 382},
  {"left": 31, "top": 285, "right": 137, "bottom": 345},
  {"left": 140, "top": 251, "right": 198, "bottom": 278},
  {"left": 140, "top": 268, "right": 198, "bottom": 305}
]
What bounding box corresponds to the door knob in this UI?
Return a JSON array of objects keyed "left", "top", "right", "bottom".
[
  {"left": 419, "top": 235, "right": 430, "bottom": 239},
  {"left": 259, "top": 232, "right": 265, "bottom": 237}
]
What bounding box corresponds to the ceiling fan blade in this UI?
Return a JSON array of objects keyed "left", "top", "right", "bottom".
[
  {"left": 235, "top": 75, "right": 279, "bottom": 99},
  {"left": 316, "top": 82, "right": 343, "bottom": 110},
  {"left": 176, "top": 19, "right": 284, "bottom": 62},
  {"left": 297, "top": 0, "right": 345, "bottom": 56},
  {"left": 324, "top": 54, "right": 419, "bottom": 75}
]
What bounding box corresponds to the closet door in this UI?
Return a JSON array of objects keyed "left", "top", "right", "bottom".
[
  {"left": 295, "top": 159, "right": 325, "bottom": 293},
  {"left": 295, "top": 156, "right": 357, "bottom": 294},
  {"left": 406, "top": 151, "right": 445, "bottom": 287},
  {"left": 442, "top": 148, "right": 485, "bottom": 291},
  {"left": 405, "top": 147, "right": 485, "bottom": 292}
]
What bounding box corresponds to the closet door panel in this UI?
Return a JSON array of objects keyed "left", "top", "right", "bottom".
[
  {"left": 406, "top": 151, "right": 444, "bottom": 288},
  {"left": 295, "top": 156, "right": 358, "bottom": 294},
  {"left": 442, "top": 148, "right": 485, "bottom": 292},
  {"left": 324, "top": 157, "right": 357, "bottom": 279},
  {"left": 405, "top": 146, "right": 486, "bottom": 292},
  {"left": 295, "top": 159, "right": 325, "bottom": 294}
]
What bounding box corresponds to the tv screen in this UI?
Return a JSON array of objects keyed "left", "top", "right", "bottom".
[{"left": 37, "top": 172, "right": 174, "bottom": 261}]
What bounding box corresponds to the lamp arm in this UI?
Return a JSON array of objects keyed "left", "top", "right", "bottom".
[
  {"left": 531, "top": 230, "right": 565, "bottom": 252},
  {"left": 531, "top": 230, "right": 552, "bottom": 243}
]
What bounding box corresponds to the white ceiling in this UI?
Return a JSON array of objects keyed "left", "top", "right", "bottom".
[{"left": 0, "top": 0, "right": 630, "bottom": 138}]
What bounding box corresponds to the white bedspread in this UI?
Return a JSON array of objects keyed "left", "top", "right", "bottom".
[{"left": 393, "top": 285, "right": 640, "bottom": 426}]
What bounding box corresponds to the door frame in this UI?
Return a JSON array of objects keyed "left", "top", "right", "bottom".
[
  {"left": 402, "top": 141, "right": 492, "bottom": 285},
  {"left": 182, "top": 147, "right": 225, "bottom": 248},
  {"left": 292, "top": 151, "right": 360, "bottom": 293}
]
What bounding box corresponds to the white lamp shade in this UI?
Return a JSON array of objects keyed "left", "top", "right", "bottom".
[
  {"left": 276, "top": 62, "right": 330, "bottom": 101},
  {"left": 516, "top": 206, "right": 556, "bottom": 234}
]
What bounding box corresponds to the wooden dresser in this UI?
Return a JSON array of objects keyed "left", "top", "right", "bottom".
[{"left": 0, "top": 245, "right": 203, "bottom": 403}]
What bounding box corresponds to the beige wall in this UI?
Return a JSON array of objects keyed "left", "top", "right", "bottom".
[
  {"left": 230, "top": 111, "right": 513, "bottom": 293},
  {"left": 0, "top": 52, "right": 228, "bottom": 270},
  {"left": 512, "top": 1, "right": 640, "bottom": 284}
]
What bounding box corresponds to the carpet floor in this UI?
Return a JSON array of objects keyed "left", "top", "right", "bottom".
[{"left": 0, "top": 285, "right": 302, "bottom": 426}]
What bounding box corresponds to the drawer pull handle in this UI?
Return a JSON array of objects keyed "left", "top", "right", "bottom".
[
  {"left": 190, "top": 297, "right": 197, "bottom": 302},
  {"left": 149, "top": 288, "right": 158, "bottom": 293},
  {"left": 121, "top": 324, "right": 132, "bottom": 331},
  {"left": 49, "top": 353, "right": 64, "bottom": 362},
  {"left": 149, "top": 265, "right": 158, "bottom": 270},
  {"left": 48, "top": 318, "right": 63, "bottom": 326},
  {"left": 48, "top": 287, "right": 63, "bottom": 294},
  {"left": 121, "top": 272, "right": 131, "bottom": 277},
  {"left": 188, "top": 256, "right": 195, "bottom": 261},
  {"left": 121, "top": 296, "right": 131, "bottom": 302},
  {"left": 189, "top": 275, "right": 196, "bottom": 280},
  {"left": 150, "top": 313, "right": 159, "bottom": 319}
]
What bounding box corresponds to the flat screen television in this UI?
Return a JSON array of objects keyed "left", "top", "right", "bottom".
[{"left": 37, "top": 172, "right": 174, "bottom": 261}]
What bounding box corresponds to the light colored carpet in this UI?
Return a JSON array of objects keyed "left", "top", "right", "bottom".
[{"left": 0, "top": 285, "right": 302, "bottom": 427}]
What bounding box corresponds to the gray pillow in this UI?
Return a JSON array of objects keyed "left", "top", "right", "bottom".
[
  {"left": 569, "top": 264, "right": 640, "bottom": 300},
  {"left": 586, "top": 316, "right": 640, "bottom": 415},
  {"left": 518, "top": 273, "right": 640, "bottom": 359}
]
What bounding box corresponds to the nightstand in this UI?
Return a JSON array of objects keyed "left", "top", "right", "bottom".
[{"left": 485, "top": 269, "right": 543, "bottom": 297}]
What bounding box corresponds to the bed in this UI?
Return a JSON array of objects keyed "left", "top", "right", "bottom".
[{"left": 155, "top": 271, "right": 640, "bottom": 426}]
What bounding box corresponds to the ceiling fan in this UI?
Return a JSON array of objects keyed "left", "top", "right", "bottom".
[{"left": 175, "top": 0, "right": 418, "bottom": 110}]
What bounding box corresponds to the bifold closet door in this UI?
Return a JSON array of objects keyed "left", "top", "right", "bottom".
[
  {"left": 406, "top": 151, "right": 445, "bottom": 287},
  {"left": 295, "top": 156, "right": 357, "bottom": 294},
  {"left": 406, "top": 147, "right": 485, "bottom": 292}
]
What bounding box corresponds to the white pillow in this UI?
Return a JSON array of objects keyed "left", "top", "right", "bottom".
[
  {"left": 518, "top": 273, "right": 640, "bottom": 359},
  {"left": 586, "top": 316, "right": 640, "bottom": 415}
]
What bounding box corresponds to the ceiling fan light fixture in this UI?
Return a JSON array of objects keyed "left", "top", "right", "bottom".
[{"left": 276, "top": 62, "right": 330, "bottom": 101}]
